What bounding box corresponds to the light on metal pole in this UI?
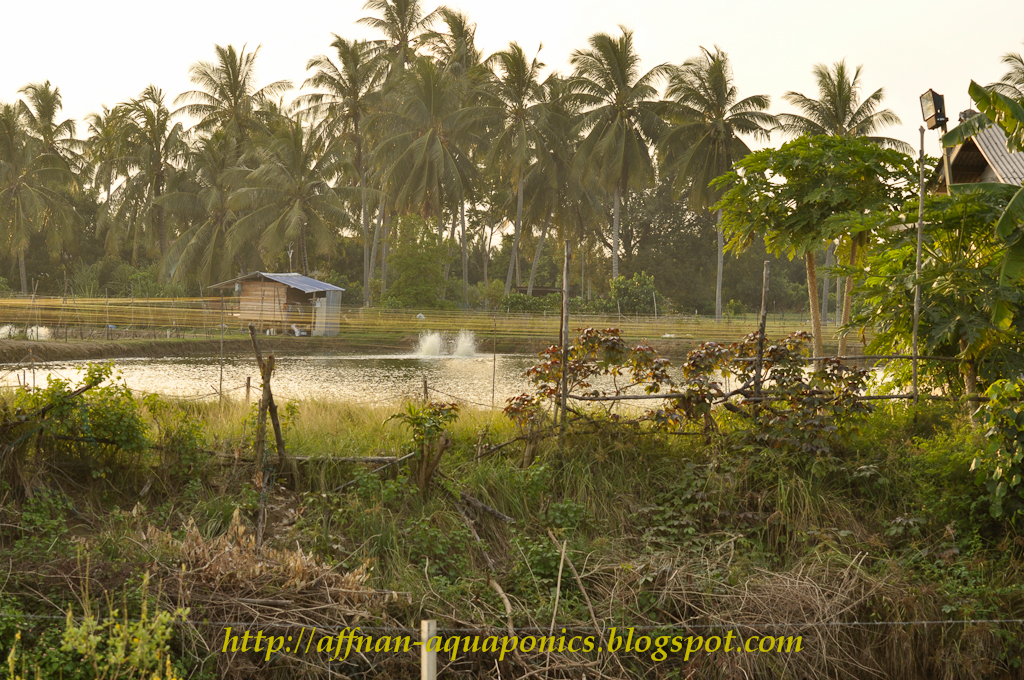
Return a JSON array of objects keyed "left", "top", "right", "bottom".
[
  {"left": 920, "top": 89, "right": 954, "bottom": 193},
  {"left": 286, "top": 242, "right": 294, "bottom": 272}
]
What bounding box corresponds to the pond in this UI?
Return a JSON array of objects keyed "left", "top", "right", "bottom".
[{"left": 1, "top": 332, "right": 545, "bottom": 408}]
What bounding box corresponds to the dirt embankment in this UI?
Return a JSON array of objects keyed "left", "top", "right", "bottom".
[{"left": 0, "top": 335, "right": 558, "bottom": 364}]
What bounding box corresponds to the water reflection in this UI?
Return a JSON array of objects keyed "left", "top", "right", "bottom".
[{"left": 2, "top": 353, "right": 540, "bottom": 408}]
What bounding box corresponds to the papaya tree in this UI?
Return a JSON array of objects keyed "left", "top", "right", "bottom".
[{"left": 713, "top": 135, "right": 915, "bottom": 358}]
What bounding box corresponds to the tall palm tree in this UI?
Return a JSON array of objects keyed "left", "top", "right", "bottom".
[
  {"left": 422, "top": 7, "right": 485, "bottom": 77},
  {"left": 174, "top": 44, "right": 292, "bottom": 144},
  {"left": 302, "top": 37, "right": 386, "bottom": 305},
  {"left": 369, "top": 56, "right": 478, "bottom": 221},
  {"left": 17, "top": 81, "right": 85, "bottom": 172},
  {"left": 484, "top": 42, "right": 547, "bottom": 295},
  {"left": 84, "top": 106, "right": 128, "bottom": 206},
  {"left": 990, "top": 45, "right": 1024, "bottom": 100},
  {"left": 777, "top": 60, "right": 909, "bottom": 353},
  {"left": 357, "top": 0, "right": 442, "bottom": 79},
  {"left": 229, "top": 118, "right": 352, "bottom": 275},
  {"left": 569, "top": 26, "right": 669, "bottom": 280},
  {"left": 0, "top": 103, "right": 79, "bottom": 293},
  {"left": 775, "top": 60, "right": 911, "bottom": 153},
  {"left": 659, "top": 46, "right": 775, "bottom": 321},
  {"left": 105, "top": 86, "right": 187, "bottom": 262},
  {"left": 160, "top": 132, "right": 246, "bottom": 286}
]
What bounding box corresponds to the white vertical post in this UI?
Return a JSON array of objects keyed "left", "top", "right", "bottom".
[{"left": 420, "top": 619, "right": 437, "bottom": 680}]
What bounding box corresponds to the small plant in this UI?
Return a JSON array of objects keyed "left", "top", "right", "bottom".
[
  {"left": 60, "top": 573, "right": 188, "bottom": 680},
  {"left": 974, "top": 378, "right": 1024, "bottom": 522},
  {"left": 387, "top": 402, "right": 459, "bottom": 500},
  {"left": 13, "top": 488, "right": 73, "bottom": 556}
]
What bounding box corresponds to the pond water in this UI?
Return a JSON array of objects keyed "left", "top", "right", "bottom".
[
  {"left": 1, "top": 349, "right": 540, "bottom": 409},
  {"left": 3, "top": 330, "right": 865, "bottom": 409}
]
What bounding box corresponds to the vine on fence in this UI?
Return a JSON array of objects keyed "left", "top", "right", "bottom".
[
  {"left": 504, "top": 328, "right": 875, "bottom": 473},
  {"left": 974, "top": 378, "right": 1024, "bottom": 521}
]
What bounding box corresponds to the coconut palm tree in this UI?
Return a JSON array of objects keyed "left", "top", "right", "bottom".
[
  {"left": 369, "top": 56, "right": 478, "bottom": 221},
  {"left": 777, "top": 60, "right": 910, "bottom": 353},
  {"left": 357, "top": 0, "right": 442, "bottom": 79},
  {"left": 569, "top": 27, "right": 670, "bottom": 280},
  {"left": 302, "top": 37, "right": 387, "bottom": 305},
  {"left": 990, "top": 45, "right": 1024, "bottom": 100},
  {"left": 229, "top": 118, "right": 352, "bottom": 275},
  {"left": 105, "top": 86, "right": 187, "bottom": 262},
  {"left": 659, "top": 46, "right": 775, "bottom": 321},
  {"left": 84, "top": 106, "right": 128, "bottom": 206},
  {"left": 0, "top": 103, "right": 79, "bottom": 294},
  {"left": 422, "top": 7, "right": 485, "bottom": 78},
  {"left": 775, "top": 60, "right": 911, "bottom": 153},
  {"left": 159, "top": 132, "right": 247, "bottom": 286},
  {"left": 17, "top": 81, "right": 85, "bottom": 172},
  {"left": 484, "top": 42, "right": 548, "bottom": 295},
  {"left": 174, "top": 44, "right": 292, "bottom": 144}
]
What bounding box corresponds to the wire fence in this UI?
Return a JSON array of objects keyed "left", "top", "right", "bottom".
[{"left": 0, "top": 295, "right": 823, "bottom": 346}]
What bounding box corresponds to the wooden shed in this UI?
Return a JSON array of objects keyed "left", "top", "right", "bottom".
[{"left": 209, "top": 272, "right": 345, "bottom": 336}]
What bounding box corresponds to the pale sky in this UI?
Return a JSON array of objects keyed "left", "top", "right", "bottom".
[{"left": 2, "top": 0, "right": 1022, "bottom": 158}]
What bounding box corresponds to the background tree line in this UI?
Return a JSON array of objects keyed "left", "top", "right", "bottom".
[{"left": 3, "top": 1, "right": 1019, "bottom": 322}]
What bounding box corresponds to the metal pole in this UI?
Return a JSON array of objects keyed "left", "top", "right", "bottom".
[
  {"left": 912, "top": 126, "right": 926, "bottom": 404},
  {"left": 423, "top": 378, "right": 429, "bottom": 403},
  {"left": 420, "top": 620, "right": 437, "bottom": 680}
]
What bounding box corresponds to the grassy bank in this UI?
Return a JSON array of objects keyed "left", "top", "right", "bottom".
[{"left": 2, "top": 367, "right": 1022, "bottom": 679}]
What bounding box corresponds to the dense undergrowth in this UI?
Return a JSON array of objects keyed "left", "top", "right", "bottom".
[{"left": 2, "top": 337, "right": 1024, "bottom": 679}]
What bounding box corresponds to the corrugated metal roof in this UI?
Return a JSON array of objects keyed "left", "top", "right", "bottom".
[
  {"left": 971, "top": 124, "right": 1024, "bottom": 186},
  {"left": 209, "top": 272, "right": 345, "bottom": 293}
]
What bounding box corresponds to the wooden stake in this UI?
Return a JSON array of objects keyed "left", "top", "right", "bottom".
[{"left": 754, "top": 261, "right": 770, "bottom": 400}]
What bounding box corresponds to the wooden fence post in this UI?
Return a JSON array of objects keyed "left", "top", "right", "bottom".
[
  {"left": 420, "top": 620, "right": 437, "bottom": 680},
  {"left": 754, "top": 261, "right": 771, "bottom": 400}
]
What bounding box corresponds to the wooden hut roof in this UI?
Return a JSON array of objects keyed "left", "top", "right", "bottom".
[{"left": 208, "top": 272, "right": 345, "bottom": 293}]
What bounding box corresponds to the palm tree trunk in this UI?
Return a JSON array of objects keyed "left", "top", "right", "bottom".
[
  {"left": 381, "top": 211, "right": 389, "bottom": 298},
  {"left": 461, "top": 201, "right": 468, "bottom": 306},
  {"left": 441, "top": 211, "right": 458, "bottom": 301},
  {"left": 838, "top": 236, "right": 859, "bottom": 356},
  {"left": 505, "top": 177, "right": 525, "bottom": 295},
  {"left": 715, "top": 210, "right": 724, "bottom": 322},
  {"left": 612, "top": 185, "right": 621, "bottom": 280},
  {"left": 18, "top": 250, "right": 28, "bottom": 296},
  {"left": 806, "top": 252, "right": 824, "bottom": 361},
  {"left": 528, "top": 215, "right": 550, "bottom": 295},
  {"left": 300, "top": 223, "right": 310, "bottom": 275},
  {"left": 360, "top": 168, "right": 370, "bottom": 307},
  {"left": 821, "top": 243, "right": 833, "bottom": 324},
  {"left": 369, "top": 201, "right": 384, "bottom": 305},
  {"left": 484, "top": 219, "right": 494, "bottom": 289}
]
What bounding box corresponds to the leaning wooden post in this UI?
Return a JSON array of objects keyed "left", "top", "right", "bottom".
[
  {"left": 912, "top": 126, "right": 926, "bottom": 405},
  {"left": 420, "top": 620, "right": 437, "bottom": 680},
  {"left": 754, "top": 261, "right": 770, "bottom": 400},
  {"left": 248, "top": 324, "right": 293, "bottom": 546},
  {"left": 249, "top": 323, "right": 272, "bottom": 547}
]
